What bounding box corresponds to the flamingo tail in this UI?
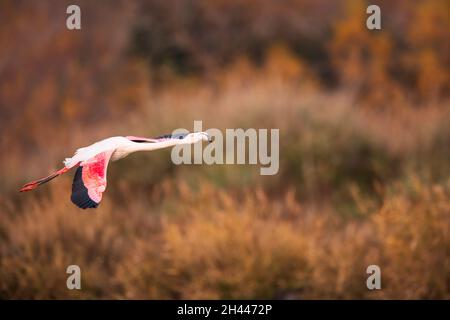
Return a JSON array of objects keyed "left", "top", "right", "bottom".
[{"left": 19, "top": 167, "right": 71, "bottom": 192}]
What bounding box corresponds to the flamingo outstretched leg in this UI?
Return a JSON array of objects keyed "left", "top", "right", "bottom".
[{"left": 19, "top": 166, "right": 72, "bottom": 192}]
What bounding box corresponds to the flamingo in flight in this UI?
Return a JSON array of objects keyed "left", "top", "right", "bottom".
[{"left": 19, "top": 132, "right": 211, "bottom": 209}]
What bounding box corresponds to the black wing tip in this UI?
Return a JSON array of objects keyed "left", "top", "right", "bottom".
[
  {"left": 155, "top": 133, "right": 186, "bottom": 140},
  {"left": 155, "top": 133, "right": 172, "bottom": 139},
  {"left": 71, "top": 167, "right": 100, "bottom": 209},
  {"left": 71, "top": 192, "right": 99, "bottom": 209}
]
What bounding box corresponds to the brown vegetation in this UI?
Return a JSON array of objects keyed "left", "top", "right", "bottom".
[{"left": 0, "top": 0, "right": 449, "bottom": 299}]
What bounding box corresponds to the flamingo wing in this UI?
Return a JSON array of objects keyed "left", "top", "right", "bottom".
[
  {"left": 126, "top": 135, "right": 159, "bottom": 143},
  {"left": 71, "top": 150, "right": 114, "bottom": 209}
]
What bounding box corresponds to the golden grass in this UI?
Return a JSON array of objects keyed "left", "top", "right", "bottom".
[
  {"left": 1, "top": 177, "right": 448, "bottom": 299},
  {"left": 1, "top": 1, "right": 449, "bottom": 298}
]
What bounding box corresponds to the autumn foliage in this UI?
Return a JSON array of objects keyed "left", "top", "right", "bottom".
[{"left": 0, "top": 0, "right": 449, "bottom": 299}]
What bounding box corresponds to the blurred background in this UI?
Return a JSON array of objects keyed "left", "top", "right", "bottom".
[{"left": 0, "top": 0, "right": 449, "bottom": 299}]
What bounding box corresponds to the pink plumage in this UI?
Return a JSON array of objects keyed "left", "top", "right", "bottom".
[{"left": 19, "top": 132, "right": 211, "bottom": 209}]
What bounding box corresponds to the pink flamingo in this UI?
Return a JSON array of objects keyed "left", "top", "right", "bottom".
[{"left": 19, "top": 132, "right": 211, "bottom": 209}]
